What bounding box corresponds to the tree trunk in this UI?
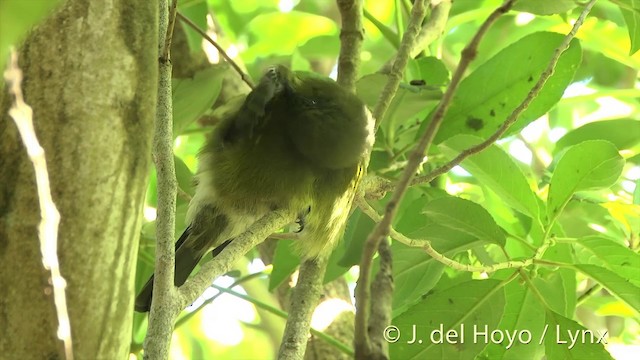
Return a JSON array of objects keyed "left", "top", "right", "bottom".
[{"left": 0, "top": 1, "right": 157, "bottom": 359}]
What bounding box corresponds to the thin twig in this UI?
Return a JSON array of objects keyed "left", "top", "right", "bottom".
[
  {"left": 176, "top": 11, "right": 254, "bottom": 89},
  {"left": 516, "top": 133, "right": 547, "bottom": 177},
  {"left": 174, "top": 272, "right": 266, "bottom": 329},
  {"left": 176, "top": 186, "right": 192, "bottom": 202},
  {"left": 354, "top": 1, "right": 430, "bottom": 356},
  {"left": 356, "top": 196, "right": 554, "bottom": 273},
  {"left": 411, "top": 0, "right": 451, "bottom": 58},
  {"left": 372, "top": 0, "right": 429, "bottom": 128},
  {"left": 212, "top": 284, "right": 354, "bottom": 356},
  {"left": 409, "top": 0, "right": 596, "bottom": 188},
  {"left": 4, "top": 49, "right": 73, "bottom": 360},
  {"left": 380, "top": 0, "right": 452, "bottom": 73},
  {"left": 577, "top": 283, "right": 603, "bottom": 305},
  {"left": 161, "top": 0, "right": 178, "bottom": 62}
]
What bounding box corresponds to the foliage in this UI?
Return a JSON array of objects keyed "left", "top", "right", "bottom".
[
  {"left": 130, "top": 0, "right": 639, "bottom": 359},
  {"left": 0, "top": 0, "right": 62, "bottom": 73}
]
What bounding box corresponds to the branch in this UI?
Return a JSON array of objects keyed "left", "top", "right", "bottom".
[
  {"left": 4, "top": 49, "right": 73, "bottom": 360},
  {"left": 357, "top": 196, "right": 554, "bottom": 273},
  {"left": 278, "top": 258, "right": 328, "bottom": 360},
  {"left": 380, "top": 0, "right": 452, "bottom": 73},
  {"left": 160, "top": 0, "right": 178, "bottom": 62},
  {"left": 336, "top": 0, "right": 365, "bottom": 91},
  {"left": 354, "top": 1, "right": 430, "bottom": 357},
  {"left": 178, "top": 209, "right": 295, "bottom": 307},
  {"left": 372, "top": 0, "right": 429, "bottom": 128},
  {"left": 368, "top": 240, "right": 393, "bottom": 359},
  {"left": 176, "top": 12, "right": 254, "bottom": 89},
  {"left": 409, "top": 0, "right": 596, "bottom": 188},
  {"left": 144, "top": 1, "right": 179, "bottom": 358},
  {"left": 411, "top": 0, "right": 451, "bottom": 57},
  {"left": 355, "top": 2, "right": 514, "bottom": 356}
]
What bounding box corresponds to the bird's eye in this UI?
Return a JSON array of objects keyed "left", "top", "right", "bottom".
[{"left": 299, "top": 97, "right": 319, "bottom": 108}]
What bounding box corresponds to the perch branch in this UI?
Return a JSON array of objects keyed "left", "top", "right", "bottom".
[{"left": 178, "top": 209, "right": 295, "bottom": 307}]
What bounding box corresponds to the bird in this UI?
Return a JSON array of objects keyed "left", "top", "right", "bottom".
[{"left": 135, "top": 65, "right": 374, "bottom": 312}]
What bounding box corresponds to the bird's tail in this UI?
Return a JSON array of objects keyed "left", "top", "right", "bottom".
[
  {"left": 135, "top": 227, "right": 206, "bottom": 312},
  {"left": 135, "top": 204, "right": 234, "bottom": 312}
]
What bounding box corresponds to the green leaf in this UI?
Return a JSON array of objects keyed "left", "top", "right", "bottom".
[
  {"left": 544, "top": 311, "right": 614, "bottom": 360},
  {"left": 439, "top": 134, "right": 540, "bottom": 219},
  {"left": 269, "top": 240, "right": 300, "bottom": 291},
  {"left": 432, "top": 31, "right": 581, "bottom": 144},
  {"left": 178, "top": 1, "right": 209, "bottom": 53},
  {"left": 356, "top": 73, "right": 441, "bottom": 149},
  {"left": 410, "top": 56, "right": 450, "bottom": 86},
  {"left": 391, "top": 242, "right": 445, "bottom": 317},
  {"left": 363, "top": 8, "right": 400, "bottom": 49},
  {"left": 574, "top": 264, "right": 640, "bottom": 314},
  {"left": 555, "top": 119, "right": 640, "bottom": 154},
  {"left": 297, "top": 35, "right": 340, "bottom": 58},
  {"left": 618, "top": 0, "right": 640, "bottom": 55},
  {"left": 547, "top": 140, "right": 625, "bottom": 222},
  {"left": 423, "top": 197, "right": 506, "bottom": 246},
  {"left": 323, "top": 238, "right": 351, "bottom": 284},
  {"left": 390, "top": 280, "right": 505, "bottom": 359},
  {"left": 532, "top": 270, "right": 571, "bottom": 316},
  {"left": 172, "top": 67, "right": 225, "bottom": 136},
  {"left": 573, "top": 236, "right": 640, "bottom": 287},
  {"left": 394, "top": 196, "right": 487, "bottom": 262},
  {"left": 481, "top": 281, "right": 546, "bottom": 360},
  {"left": 338, "top": 209, "right": 377, "bottom": 267},
  {"left": 542, "top": 243, "right": 577, "bottom": 315},
  {"left": 575, "top": 11, "right": 640, "bottom": 69},
  {"left": 512, "top": 0, "right": 577, "bottom": 15},
  {"left": 0, "top": 0, "right": 61, "bottom": 73},
  {"left": 174, "top": 156, "right": 195, "bottom": 196},
  {"left": 244, "top": 11, "right": 338, "bottom": 61}
]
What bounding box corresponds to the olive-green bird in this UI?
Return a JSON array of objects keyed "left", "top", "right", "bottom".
[{"left": 135, "top": 65, "right": 374, "bottom": 312}]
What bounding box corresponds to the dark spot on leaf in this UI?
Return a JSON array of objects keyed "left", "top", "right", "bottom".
[
  {"left": 528, "top": 75, "right": 533, "bottom": 82},
  {"left": 466, "top": 117, "right": 484, "bottom": 131},
  {"left": 448, "top": 298, "right": 454, "bottom": 304},
  {"left": 500, "top": 101, "right": 506, "bottom": 108},
  {"left": 410, "top": 79, "right": 426, "bottom": 86},
  {"left": 490, "top": 109, "right": 496, "bottom": 117}
]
